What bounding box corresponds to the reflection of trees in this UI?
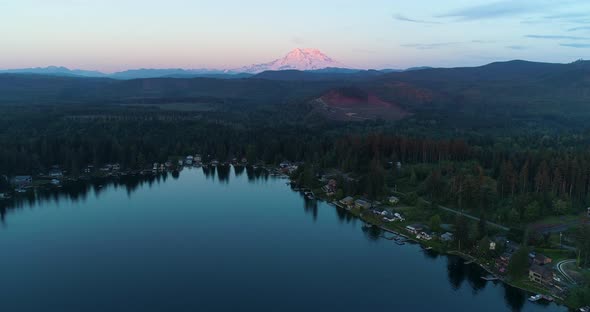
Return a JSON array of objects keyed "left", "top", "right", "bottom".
[
  {"left": 465, "top": 263, "right": 487, "bottom": 294},
  {"left": 234, "top": 165, "right": 245, "bottom": 177},
  {"left": 503, "top": 284, "right": 525, "bottom": 312},
  {"left": 0, "top": 173, "right": 171, "bottom": 222},
  {"left": 303, "top": 197, "right": 318, "bottom": 221},
  {"left": 217, "top": 165, "right": 230, "bottom": 183},
  {"left": 447, "top": 256, "right": 466, "bottom": 290},
  {"left": 422, "top": 249, "right": 439, "bottom": 260},
  {"left": 361, "top": 225, "right": 381, "bottom": 242}
]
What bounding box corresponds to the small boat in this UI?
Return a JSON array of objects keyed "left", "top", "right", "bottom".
[
  {"left": 528, "top": 294, "right": 542, "bottom": 302},
  {"left": 395, "top": 241, "right": 405, "bottom": 245}
]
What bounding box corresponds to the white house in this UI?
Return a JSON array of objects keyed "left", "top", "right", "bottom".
[{"left": 388, "top": 196, "right": 400, "bottom": 205}]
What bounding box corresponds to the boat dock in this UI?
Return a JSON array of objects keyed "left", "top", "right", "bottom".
[{"left": 481, "top": 276, "right": 499, "bottom": 281}]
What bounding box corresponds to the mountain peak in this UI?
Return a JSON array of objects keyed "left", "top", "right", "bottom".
[{"left": 237, "top": 48, "right": 344, "bottom": 74}]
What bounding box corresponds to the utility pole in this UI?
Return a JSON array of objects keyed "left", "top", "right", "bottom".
[{"left": 559, "top": 232, "right": 563, "bottom": 250}]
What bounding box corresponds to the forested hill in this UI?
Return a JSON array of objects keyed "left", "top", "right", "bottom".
[{"left": 1, "top": 59, "right": 589, "bottom": 124}]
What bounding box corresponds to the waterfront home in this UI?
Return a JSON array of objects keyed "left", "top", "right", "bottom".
[
  {"left": 112, "top": 163, "right": 121, "bottom": 171},
  {"left": 388, "top": 196, "right": 400, "bottom": 205},
  {"left": 529, "top": 265, "right": 553, "bottom": 285},
  {"left": 48, "top": 168, "right": 63, "bottom": 178},
  {"left": 587, "top": 207, "right": 590, "bottom": 217},
  {"left": 417, "top": 231, "right": 432, "bottom": 241},
  {"left": 195, "top": 155, "right": 202, "bottom": 163},
  {"left": 185, "top": 156, "right": 194, "bottom": 165},
  {"left": 211, "top": 160, "right": 219, "bottom": 167},
  {"left": 406, "top": 224, "right": 424, "bottom": 235},
  {"left": 12, "top": 175, "right": 32, "bottom": 188},
  {"left": 394, "top": 212, "right": 405, "bottom": 221},
  {"left": 322, "top": 179, "right": 337, "bottom": 196},
  {"left": 339, "top": 196, "right": 354, "bottom": 209},
  {"left": 50, "top": 179, "right": 60, "bottom": 186},
  {"left": 441, "top": 232, "right": 454, "bottom": 242},
  {"left": 354, "top": 199, "right": 371, "bottom": 210},
  {"left": 533, "top": 253, "right": 552, "bottom": 266}
]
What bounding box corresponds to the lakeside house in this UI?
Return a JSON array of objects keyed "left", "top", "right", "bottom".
[
  {"left": 185, "top": 155, "right": 194, "bottom": 165},
  {"left": 587, "top": 207, "right": 590, "bottom": 217},
  {"left": 322, "top": 179, "right": 337, "bottom": 196},
  {"left": 533, "top": 253, "right": 553, "bottom": 266},
  {"left": 441, "top": 232, "right": 454, "bottom": 242},
  {"left": 529, "top": 264, "right": 553, "bottom": 285},
  {"left": 48, "top": 167, "right": 63, "bottom": 178},
  {"left": 12, "top": 175, "right": 32, "bottom": 188},
  {"left": 354, "top": 199, "right": 371, "bottom": 210},
  {"left": 406, "top": 224, "right": 425, "bottom": 235},
  {"left": 388, "top": 196, "right": 400, "bottom": 205},
  {"left": 339, "top": 196, "right": 354, "bottom": 209},
  {"left": 417, "top": 231, "right": 432, "bottom": 241}
]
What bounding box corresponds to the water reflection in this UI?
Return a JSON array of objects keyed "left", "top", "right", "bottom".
[
  {"left": 0, "top": 166, "right": 274, "bottom": 223},
  {"left": 0, "top": 168, "right": 566, "bottom": 312}
]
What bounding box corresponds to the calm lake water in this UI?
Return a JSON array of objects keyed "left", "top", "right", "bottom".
[{"left": 0, "top": 166, "right": 568, "bottom": 312}]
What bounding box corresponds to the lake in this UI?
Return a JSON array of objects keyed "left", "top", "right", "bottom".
[{"left": 0, "top": 166, "right": 567, "bottom": 312}]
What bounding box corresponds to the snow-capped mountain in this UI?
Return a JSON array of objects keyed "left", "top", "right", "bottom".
[{"left": 236, "top": 48, "right": 345, "bottom": 74}]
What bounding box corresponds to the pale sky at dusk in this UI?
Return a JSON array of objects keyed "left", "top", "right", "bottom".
[{"left": 2, "top": 0, "right": 590, "bottom": 72}]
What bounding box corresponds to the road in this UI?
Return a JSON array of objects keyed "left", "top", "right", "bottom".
[
  {"left": 556, "top": 259, "right": 577, "bottom": 285},
  {"left": 419, "top": 198, "right": 510, "bottom": 231},
  {"left": 391, "top": 190, "right": 510, "bottom": 231}
]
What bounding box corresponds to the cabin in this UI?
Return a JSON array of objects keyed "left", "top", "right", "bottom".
[
  {"left": 441, "top": 232, "right": 454, "bottom": 242},
  {"left": 529, "top": 265, "right": 553, "bottom": 285},
  {"left": 195, "top": 155, "right": 202, "bottom": 163},
  {"left": 112, "top": 163, "right": 121, "bottom": 171},
  {"left": 587, "top": 207, "right": 590, "bottom": 217},
  {"left": 48, "top": 168, "right": 63, "bottom": 178},
  {"left": 322, "top": 179, "right": 337, "bottom": 195},
  {"left": 533, "top": 253, "right": 552, "bottom": 266},
  {"left": 339, "top": 196, "right": 354, "bottom": 209},
  {"left": 406, "top": 224, "right": 424, "bottom": 235},
  {"left": 185, "top": 156, "right": 194, "bottom": 165},
  {"left": 388, "top": 196, "right": 400, "bottom": 205},
  {"left": 12, "top": 175, "right": 32, "bottom": 188},
  {"left": 418, "top": 231, "right": 432, "bottom": 241},
  {"left": 354, "top": 199, "right": 371, "bottom": 210}
]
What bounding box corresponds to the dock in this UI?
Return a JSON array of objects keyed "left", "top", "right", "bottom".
[{"left": 481, "top": 276, "right": 499, "bottom": 281}]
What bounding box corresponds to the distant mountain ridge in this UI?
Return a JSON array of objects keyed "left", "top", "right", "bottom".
[{"left": 0, "top": 48, "right": 416, "bottom": 79}]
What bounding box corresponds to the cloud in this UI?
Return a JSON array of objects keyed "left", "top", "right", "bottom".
[
  {"left": 400, "top": 42, "right": 460, "bottom": 50},
  {"left": 401, "top": 40, "right": 495, "bottom": 50},
  {"left": 560, "top": 43, "right": 590, "bottom": 48},
  {"left": 437, "top": 0, "right": 546, "bottom": 20},
  {"left": 525, "top": 34, "right": 588, "bottom": 40},
  {"left": 506, "top": 45, "right": 528, "bottom": 50},
  {"left": 437, "top": 0, "right": 587, "bottom": 21},
  {"left": 392, "top": 14, "right": 440, "bottom": 24},
  {"left": 568, "top": 26, "right": 590, "bottom": 31}
]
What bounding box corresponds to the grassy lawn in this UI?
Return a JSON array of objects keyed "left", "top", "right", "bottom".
[{"left": 533, "top": 248, "right": 574, "bottom": 263}]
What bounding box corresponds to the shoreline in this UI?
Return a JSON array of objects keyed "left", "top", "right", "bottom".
[{"left": 313, "top": 189, "right": 572, "bottom": 309}]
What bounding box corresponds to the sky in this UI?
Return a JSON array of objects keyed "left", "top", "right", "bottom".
[{"left": 1, "top": 0, "right": 590, "bottom": 72}]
